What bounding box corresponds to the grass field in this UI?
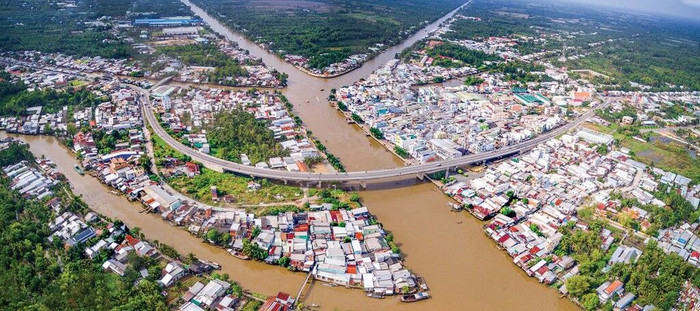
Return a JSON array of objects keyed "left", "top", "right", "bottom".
[
  {"left": 583, "top": 123, "right": 700, "bottom": 183},
  {"left": 152, "top": 132, "right": 303, "bottom": 205}
]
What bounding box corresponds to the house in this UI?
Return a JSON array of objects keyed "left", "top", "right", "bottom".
[
  {"left": 192, "top": 279, "right": 230, "bottom": 308},
  {"left": 143, "top": 185, "right": 182, "bottom": 211},
  {"left": 614, "top": 293, "right": 635, "bottom": 310},
  {"left": 102, "top": 259, "right": 127, "bottom": 276},
  {"left": 609, "top": 245, "right": 642, "bottom": 265},
  {"left": 160, "top": 261, "right": 186, "bottom": 287},
  {"left": 182, "top": 281, "right": 205, "bottom": 302},
  {"left": 259, "top": 292, "right": 294, "bottom": 311},
  {"left": 598, "top": 280, "right": 624, "bottom": 302}
]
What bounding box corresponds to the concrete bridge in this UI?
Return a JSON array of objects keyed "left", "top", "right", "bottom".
[{"left": 140, "top": 89, "right": 600, "bottom": 184}]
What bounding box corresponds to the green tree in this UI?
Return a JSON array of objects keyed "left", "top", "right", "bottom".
[
  {"left": 581, "top": 293, "right": 599, "bottom": 311},
  {"left": 67, "top": 123, "right": 78, "bottom": 138},
  {"left": 566, "top": 275, "right": 590, "bottom": 298}
]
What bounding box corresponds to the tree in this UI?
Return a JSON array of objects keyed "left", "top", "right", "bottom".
[
  {"left": 566, "top": 275, "right": 590, "bottom": 298},
  {"left": 369, "top": 127, "right": 384, "bottom": 139},
  {"left": 139, "top": 155, "right": 152, "bottom": 174},
  {"left": 186, "top": 252, "right": 198, "bottom": 264},
  {"left": 67, "top": 123, "right": 78, "bottom": 138},
  {"left": 581, "top": 293, "right": 599, "bottom": 311},
  {"left": 207, "top": 229, "right": 221, "bottom": 244},
  {"left": 277, "top": 256, "right": 290, "bottom": 267}
]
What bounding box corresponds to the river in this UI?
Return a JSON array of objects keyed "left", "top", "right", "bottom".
[{"left": 4, "top": 0, "right": 579, "bottom": 308}]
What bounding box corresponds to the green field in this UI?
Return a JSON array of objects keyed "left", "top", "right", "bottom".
[
  {"left": 152, "top": 131, "right": 303, "bottom": 205},
  {"left": 584, "top": 123, "right": 700, "bottom": 183}
]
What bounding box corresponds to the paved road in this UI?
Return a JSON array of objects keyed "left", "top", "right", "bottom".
[{"left": 140, "top": 85, "right": 602, "bottom": 182}]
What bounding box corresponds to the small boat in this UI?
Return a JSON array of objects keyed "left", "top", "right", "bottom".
[
  {"left": 322, "top": 283, "right": 338, "bottom": 287},
  {"left": 401, "top": 292, "right": 430, "bottom": 303},
  {"left": 367, "top": 293, "right": 385, "bottom": 299},
  {"left": 110, "top": 190, "right": 119, "bottom": 195},
  {"left": 346, "top": 117, "right": 355, "bottom": 124},
  {"left": 306, "top": 99, "right": 310, "bottom": 103},
  {"left": 449, "top": 202, "right": 462, "bottom": 212},
  {"left": 320, "top": 88, "right": 324, "bottom": 91},
  {"left": 74, "top": 165, "right": 85, "bottom": 175}
]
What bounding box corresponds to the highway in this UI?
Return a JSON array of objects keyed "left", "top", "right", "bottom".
[{"left": 140, "top": 86, "right": 601, "bottom": 183}]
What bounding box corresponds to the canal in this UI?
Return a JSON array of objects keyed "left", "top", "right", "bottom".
[{"left": 3, "top": 0, "right": 579, "bottom": 308}]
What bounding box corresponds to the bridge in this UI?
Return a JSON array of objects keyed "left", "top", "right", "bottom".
[{"left": 139, "top": 87, "right": 601, "bottom": 184}]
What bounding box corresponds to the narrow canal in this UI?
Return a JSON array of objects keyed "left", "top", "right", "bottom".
[{"left": 3, "top": 0, "right": 579, "bottom": 308}]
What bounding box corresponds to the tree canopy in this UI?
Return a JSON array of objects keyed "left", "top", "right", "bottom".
[{"left": 207, "top": 109, "right": 288, "bottom": 164}]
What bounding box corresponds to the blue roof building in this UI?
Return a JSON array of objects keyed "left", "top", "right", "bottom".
[{"left": 134, "top": 17, "right": 199, "bottom": 27}]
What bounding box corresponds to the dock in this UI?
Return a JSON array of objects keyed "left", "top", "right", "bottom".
[{"left": 292, "top": 264, "right": 315, "bottom": 308}]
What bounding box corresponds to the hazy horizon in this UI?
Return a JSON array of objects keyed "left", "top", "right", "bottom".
[{"left": 555, "top": 0, "right": 700, "bottom": 21}]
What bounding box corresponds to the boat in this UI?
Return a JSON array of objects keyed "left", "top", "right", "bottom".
[
  {"left": 345, "top": 117, "right": 355, "bottom": 124},
  {"left": 417, "top": 276, "right": 429, "bottom": 291},
  {"left": 401, "top": 292, "right": 430, "bottom": 303},
  {"left": 110, "top": 190, "right": 119, "bottom": 195},
  {"left": 227, "top": 249, "right": 250, "bottom": 260},
  {"left": 449, "top": 202, "right": 462, "bottom": 212},
  {"left": 306, "top": 99, "right": 310, "bottom": 103},
  {"left": 367, "top": 293, "right": 385, "bottom": 299},
  {"left": 320, "top": 88, "right": 324, "bottom": 91},
  {"left": 74, "top": 165, "right": 85, "bottom": 175}
]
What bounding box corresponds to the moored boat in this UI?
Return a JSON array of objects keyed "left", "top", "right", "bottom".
[
  {"left": 74, "top": 165, "right": 85, "bottom": 175},
  {"left": 400, "top": 292, "right": 430, "bottom": 303},
  {"left": 367, "top": 293, "right": 385, "bottom": 299}
]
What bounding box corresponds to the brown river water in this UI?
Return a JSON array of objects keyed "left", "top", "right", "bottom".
[{"left": 1, "top": 0, "right": 579, "bottom": 308}]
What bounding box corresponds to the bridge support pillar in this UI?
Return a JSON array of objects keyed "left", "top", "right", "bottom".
[
  {"left": 445, "top": 168, "right": 449, "bottom": 179},
  {"left": 317, "top": 181, "right": 322, "bottom": 188},
  {"left": 283, "top": 180, "right": 288, "bottom": 185},
  {"left": 359, "top": 182, "right": 367, "bottom": 190},
  {"left": 416, "top": 174, "right": 425, "bottom": 181}
]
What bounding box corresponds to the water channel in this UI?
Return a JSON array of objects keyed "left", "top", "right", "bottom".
[{"left": 3, "top": 0, "right": 580, "bottom": 308}]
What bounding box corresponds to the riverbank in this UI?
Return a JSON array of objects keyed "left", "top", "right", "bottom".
[
  {"left": 2, "top": 130, "right": 581, "bottom": 310},
  {"left": 10, "top": 119, "right": 430, "bottom": 302},
  {"left": 183, "top": 0, "right": 472, "bottom": 81}
]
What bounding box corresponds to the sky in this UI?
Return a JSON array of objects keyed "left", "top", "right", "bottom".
[{"left": 557, "top": 0, "right": 700, "bottom": 20}]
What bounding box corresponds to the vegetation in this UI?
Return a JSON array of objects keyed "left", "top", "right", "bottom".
[
  {"left": 556, "top": 220, "right": 700, "bottom": 310},
  {"left": 157, "top": 44, "right": 250, "bottom": 85},
  {"left": 351, "top": 113, "right": 364, "bottom": 124},
  {"left": 491, "top": 61, "right": 551, "bottom": 84},
  {"left": 0, "top": 145, "right": 168, "bottom": 310},
  {"left": 426, "top": 42, "right": 499, "bottom": 68},
  {"left": 370, "top": 127, "right": 384, "bottom": 139},
  {"left": 0, "top": 1, "right": 128, "bottom": 58},
  {"left": 152, "top": 131, "right": 302, "bottom": 205},
  {"left": 394, "top": 146, "right": 409, "bottom": 158},
  {"left": 464, "top": 76, "right": 484, "bottom": 86},
  {"left": 0, "top": 143, "right": 34, "bottom": 166},
  {"left": 242, "top": 239, "right": 268, "bottom": 261},
  {"left": 311, "top": 138, "right": 345, "bottom": 172},
  {"left": 585, "top": 120, "right": 700, "bottom": 183},
  {"left": 454, "top": 0, "right": 700, "bottom": 90},
  {"left": 207, "top": 109, "right": 288, "bottom": 164},
  {"left": 206, "top": 228, "right": 232, "bottom": 246},
  {"left": 0, "top": 82, "right": 104, "bottom": 117},
  {"left": 192, "top": 0, "right": 465, "bottom": 70}
]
